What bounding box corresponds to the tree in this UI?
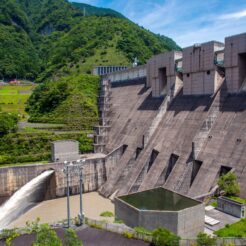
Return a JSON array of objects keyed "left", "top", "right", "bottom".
[
  {"left": 196, "top": 232, "right": 216, "bottom": 246},
  {"left": 0, "top": 112, "right": 18, "bottom": 137},
  {"left": 152, "top": 228, "right": 180, "bottom": 246},
  {"left": 64, "top": 228, "right": 83, "bottom": 246},
  {"left": 218, "top": 172, "right": 240, "bottom": 196},
  {"left": 32, "top": 224, "right": 62, "bottom": 246}
]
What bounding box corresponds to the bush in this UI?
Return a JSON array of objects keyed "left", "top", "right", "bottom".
[
  {"left": 113, "top": 218, "right": 124, "bottom": 224},
  {"left": 0, "top": 112, "right": 18, "bottom": 137},
  {"left": 90, "top": 224, "right": 102, "bottom": 230},
  {"left": 123, "top": 231, "right": 134, "bottom": 239},
  {"left": 218, "top": 172, "right": 240, "bottom": 196},
  {"left": 32, "top": 223, "right": 62, "bottom": 246},
  {"left": 0, "top": 228, "right": 20, "bottom": 246},
  {"left": 152, "top": 228, "right": 180, "bottom": 246},
  {"left": 99, "top": 211, "right": 114, "bottom": 217},
  {"left": 196, "top": 232, "right": 216, "bottom": 246},
  {"left": 64, "top": 228, "right": 83, "bottom": 246},
  {"left": 134, "top": 226, "right": 152, "bottom": 235}
]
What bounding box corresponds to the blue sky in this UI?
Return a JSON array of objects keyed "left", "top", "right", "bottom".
[{"left": 71, "top": 0, "right": 246, "bottom": 47}]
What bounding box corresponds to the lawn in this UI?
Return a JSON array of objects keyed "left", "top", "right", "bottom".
[
  {"left": 0, "top": 85, "right": 35, "bottom": 121},
  {"left": 215, "top": 218, "right": 246, "bottom": 237}
]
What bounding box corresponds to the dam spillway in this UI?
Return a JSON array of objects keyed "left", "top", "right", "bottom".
[{"left": 0, "top": 170, "right": 54, "bottom": 230}]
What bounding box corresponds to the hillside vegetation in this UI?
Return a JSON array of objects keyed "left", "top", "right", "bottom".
[
  {"left": 0, "top": 0, "right": 180, "bottom": 81},
  {"left": 26, "top": 74, "right": 100, "bottom": 128},
  {"left": 71, "top": 2, "right": 126, "bottom": 18},
  {"left": 0, "top": 0, "right": 180, "bottom": 165}
]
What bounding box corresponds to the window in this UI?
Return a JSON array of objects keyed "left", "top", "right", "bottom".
[{"left": 207, "top": 70, "right": 210, "bottom": 75}]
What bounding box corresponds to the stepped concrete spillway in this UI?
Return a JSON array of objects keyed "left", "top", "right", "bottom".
[{"left": 98, "top": 32, "right": 246, "bottom": 200}]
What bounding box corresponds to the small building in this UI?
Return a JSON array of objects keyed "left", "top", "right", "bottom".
[
  {"left": 51, "top": 140, "right": 80, "bottom": 162},
  {"left": 9, "top": 79, "right": 21, "bottom": 85},
  {"left": 115, "top": 187, "right": 204, "bottom": 238},
  {"left": 217, "top": 196, "right": 245, "bottom": 218}
]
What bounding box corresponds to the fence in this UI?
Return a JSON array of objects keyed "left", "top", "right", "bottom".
[
  {"left": 85, "top": 218, "right": 246, "bottom": 245},
  {"left": 86, "top": 218, "right": 152, "bottom": 242}
]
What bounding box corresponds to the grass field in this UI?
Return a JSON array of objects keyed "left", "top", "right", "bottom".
[
  {"left": 215, "top": 219, "right": 246, "bottom": 237},
  {"left": 0, "top": 85, "right": 35, "bottom": 121}
]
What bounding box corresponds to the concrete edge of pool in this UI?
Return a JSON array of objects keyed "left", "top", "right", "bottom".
[{"left": 115, "top": 187, "right": 205, "bottom": 238}]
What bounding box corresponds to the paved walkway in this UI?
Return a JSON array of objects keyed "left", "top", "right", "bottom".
[
  {"left": 205, "top": 207, "right": 239, "bottom": 231},
  {"left": 0, "top": 227, "right": 150, "bottom": 246}
]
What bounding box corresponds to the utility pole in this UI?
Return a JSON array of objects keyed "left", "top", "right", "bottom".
[
  {"left": 77, "top": 159, "right": 85, "bottom": 225},
  {"left": 63, "top": 161, "right": 72, "bottom": 228},
  {"left": 63, "top": 159, "right": 85, "bottom": 227}
]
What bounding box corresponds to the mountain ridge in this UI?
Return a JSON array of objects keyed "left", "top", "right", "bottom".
[{"left": 0, "top": 0, "right": 180, "bottom": 81}]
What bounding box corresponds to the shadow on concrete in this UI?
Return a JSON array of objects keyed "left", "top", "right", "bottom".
[
  {"left": 137, "top": 93, "right": 164, "bottom": 111},
  {"left": 219, "top": 93, "right": 246, "bottom": 112},
  {"left": 138, "top": 86, "right": 149, "bottom": 95},
  {"left": 167, "top": 93, "right": 212, "bottom": 116},
  {"left": 111, "top": 78, "right": 146, "bottom": 88}
]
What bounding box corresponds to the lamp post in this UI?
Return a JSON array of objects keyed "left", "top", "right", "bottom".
[
  {"left": 77, "top": 159, "right": 85, "bottom": 225},
  {"left": 63, "top": 161, "right": 73, "bottom": 228},
  {"left": 63, "top": 159, "right": 85, "bottom": 227}
]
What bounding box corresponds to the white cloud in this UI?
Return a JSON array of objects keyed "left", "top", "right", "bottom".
[{"left": 219, "top": 9, "right": 246, "bottom": 20}]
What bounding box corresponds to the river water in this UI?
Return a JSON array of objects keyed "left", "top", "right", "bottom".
[{"left": 8, "top": 192, "right": 114, "bottom": 228}]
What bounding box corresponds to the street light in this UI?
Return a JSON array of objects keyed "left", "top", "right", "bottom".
[
  {"left": 63, "top": 159, "right": 85, "bottom": 227},
  {"left": 63, "top": 161, "right": 73, "bottom": 228},
  {"left": 77, "top": 159, "right": 85, "bottom": 225}
]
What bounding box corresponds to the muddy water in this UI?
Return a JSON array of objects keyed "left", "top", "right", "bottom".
[{"left": 8, "top": 192, "right": 114, "bottom": 228}]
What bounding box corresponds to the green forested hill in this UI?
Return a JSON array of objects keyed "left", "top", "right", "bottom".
[
  {"left": 0, "top": 0, "right": 180, "bottom": 164},
  {"left": 26, "top": 74, "right": 100, "bottom": 128},
  {"left": 71, "top": 2, "right": 126, "bottom": 19},
  {"left": 0, "top": 0, "right": 180, "bottom": 81}
]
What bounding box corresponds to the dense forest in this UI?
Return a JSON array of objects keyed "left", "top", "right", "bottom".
[
  {"left": 0, "top": 0, "right": 180, "bottom": 164},
  {"left": 0, "top": 0, "right": 180, "bottom": 81}
]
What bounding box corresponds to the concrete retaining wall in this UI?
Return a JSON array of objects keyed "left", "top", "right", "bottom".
[{"left": 0, "top": 146, "right": 124, "bottom": 205}]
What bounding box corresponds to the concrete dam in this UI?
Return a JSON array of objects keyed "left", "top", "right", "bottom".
[
  {"left": 96, "top": 32, "right": 246, "bottom": 199},
  {"left": 0, "top": 32, "right": 245, "bottom": 218}
]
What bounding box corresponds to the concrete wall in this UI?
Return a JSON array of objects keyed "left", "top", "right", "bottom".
[
  {"left": 217, "top": 197, "right": 245, "bottom": 218},
  {"left": 224, "top": 32, "right": 246, "bottom": 93},
  {"left": 0, "top": 145, "right": 124, "bottom": 205},
  {"left": 115, "top": 197, "right": 139, "bottom": 228},
  {"left": 183, "top": 41, "right": 224, "bottom": 95},
  {"left": 0, "top": 158, "right": 104, "bottom": 204},
  {"left": 115, "top": 197, "right": 204, "bottom": 238},
  {"left": 106, "top": 65, "right": 146, "bottom": 83},
  {"left": 177, "top": 203, "right": 204, "bottom": 237},
  {"left": 147, "top": 51, "right": 182, "bottom": 97},
  {"left": 139, "top": 210, "right": 178, "bottom": 235}
]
